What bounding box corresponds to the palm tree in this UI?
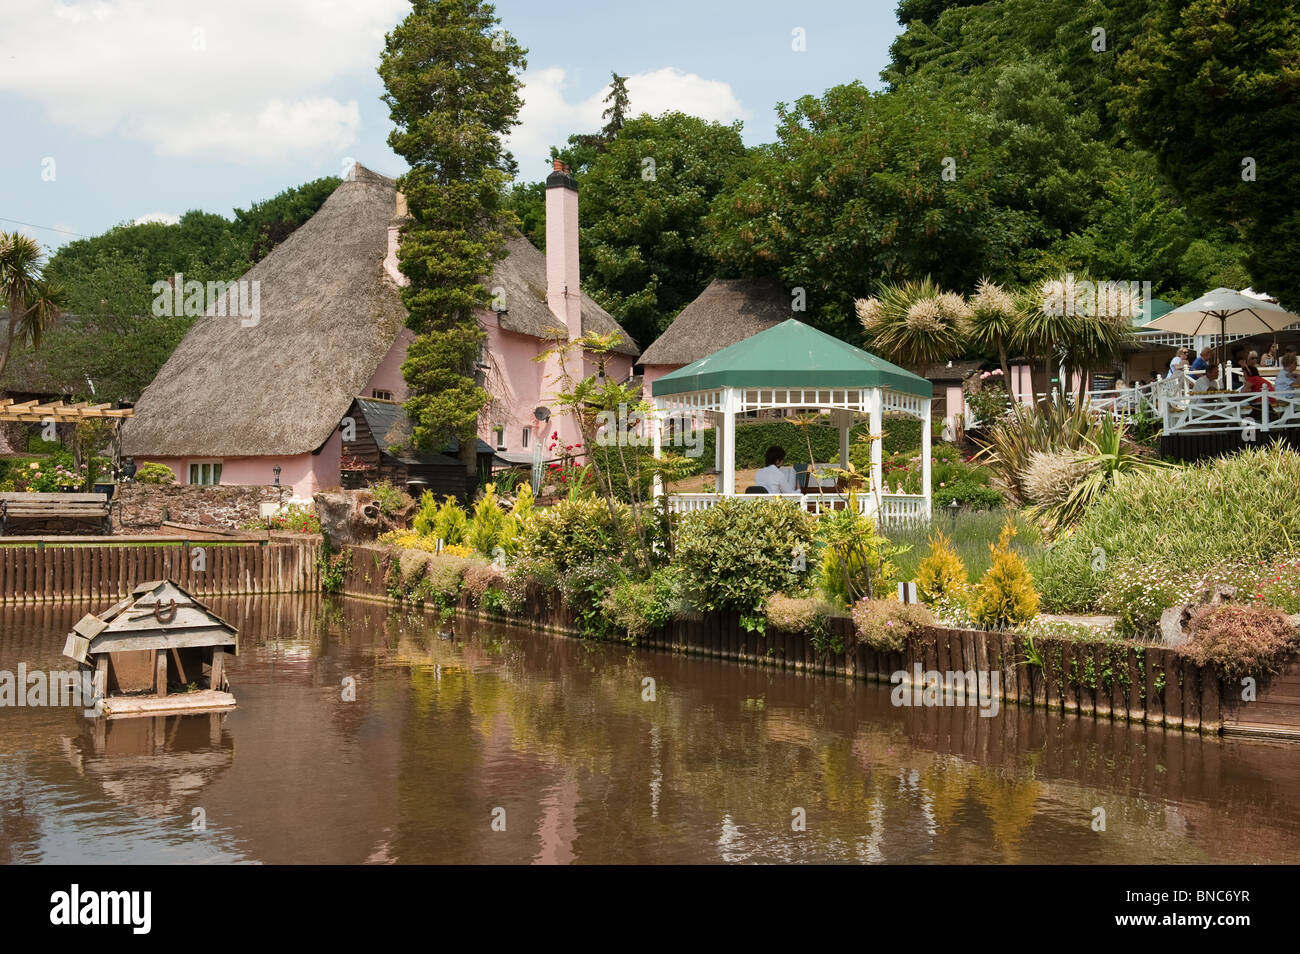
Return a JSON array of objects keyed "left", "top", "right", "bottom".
[
  {"left": 1017, "top": 274, "right": 1134, "bottom": 405},
  {"left": 969, "top": 278, "right": 1019, "bottom": 383},
  {"left": 856, "top": 277, "right": 970, "bottom": 370},
  {"left": 0, "top": 232, "right": 64, "bottom": 382}
]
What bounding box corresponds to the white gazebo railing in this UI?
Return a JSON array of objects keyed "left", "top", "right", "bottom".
[{"left": 662, "top": 490, "right": 930, "bottom": 525}]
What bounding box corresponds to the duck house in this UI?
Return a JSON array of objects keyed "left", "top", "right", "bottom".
[{"left": 63, "top": 580, "right": 237, "bottom": 718}]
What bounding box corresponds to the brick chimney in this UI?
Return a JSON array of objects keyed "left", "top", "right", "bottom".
[
  {"left": 545, "top": 159, "right": 581, "bottom": 339},
  {"left": 385, "top": 190, "right": 409, "bottom": 287}
]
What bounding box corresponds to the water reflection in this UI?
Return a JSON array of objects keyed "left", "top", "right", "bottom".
[{"left": 1, "top": 596, "right": 1297, "bottom": 864}]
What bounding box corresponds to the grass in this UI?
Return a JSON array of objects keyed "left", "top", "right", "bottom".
[{"left": 887, "top": 508, "right": 1045, "bottom": 584}]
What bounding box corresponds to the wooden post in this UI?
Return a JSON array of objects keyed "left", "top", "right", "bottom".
[
  {"left": 210, "top": 648, "right": 225, "bottom": 692},
  {"left": 155, "top": 649, "right": 168, "bottom": 697}
]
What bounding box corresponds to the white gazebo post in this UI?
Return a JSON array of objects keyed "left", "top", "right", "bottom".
[
  {"left": 721, "top": 387, "right": 738, "bottom": 495},
  {"left": 868, "top": 389, "right": 883, "bottom": 501},
  {"left": 835, "top": 409, "right": 851, "bottom": 469},
  {"left": 713, "top": 408, "right": 722, "bottom": 473},
  {"left": 920, "top": 396, "right": 933, "bottom": 519},
  {"left": 651, "top": 396, "right": 665, "bottom": 499}
]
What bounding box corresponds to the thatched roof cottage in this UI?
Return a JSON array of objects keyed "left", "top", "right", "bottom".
[
  {"left": 122, "top": 163, "right": 637, "bottom": 500},
  {"left": 638, "top": 278, "right": 791, "bottom": 397}
]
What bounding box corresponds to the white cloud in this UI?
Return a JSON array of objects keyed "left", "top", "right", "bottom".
[
  {"left": 510, "top": 66, "right": 750, "bottom": 177},
  {"left": 132, "top": 212, "right": 180, "bottom": 226},
  {"left": 0, "top": 0, "right": 406, "bottom": 162}
]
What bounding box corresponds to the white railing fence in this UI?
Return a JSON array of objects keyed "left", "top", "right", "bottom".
[{"left": 664, "top": 492, "right": 931, "bottom": 525}]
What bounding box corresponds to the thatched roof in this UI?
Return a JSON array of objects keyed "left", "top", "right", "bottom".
[
  {"left": 124, "top": 166, "right": 636, "bottom": 458},
  {"left": 638, "top": 278, "right": 790, "bottom": 367},
  {"left": 492, "top": 233, "right": 638, "bottom": 355}
]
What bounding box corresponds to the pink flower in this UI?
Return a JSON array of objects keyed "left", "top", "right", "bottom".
[
  {"left": 992, "top": 368, "right": 1003, "bottom": 376},
  {"left": 980, "top": 371, "right": 990, "bottom": 380}
]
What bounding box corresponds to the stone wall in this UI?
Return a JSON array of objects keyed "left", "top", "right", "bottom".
[{"left": 114, "top": 483, "right": 285, "bottom": 531}]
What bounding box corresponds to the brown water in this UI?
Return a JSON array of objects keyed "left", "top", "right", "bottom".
[{"left": 1, "top": 595, "right": 1297, "bottom": 864}]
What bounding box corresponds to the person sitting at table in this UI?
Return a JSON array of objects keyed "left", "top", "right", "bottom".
[
  {"left": 1239, "top": 364, "right": 1275, "bottom": 419},
  {"left": 1263, "top": 342, "right": 1280, "bottom": 367},
  {"left": 1276, "top": 354, "right": 1297, "bottom": 396},
  {"left": 1169, "top": 348, "right": 1189, "bottom": 375},
  {"left": 1190, "top": 347, "right": 1213, "bottom": 372},
  {"left": 754, "top": 445, "right": 798, "bottom": 494},
  {"left": 1191, "top": 362, "right": 1220, "bottom": 393}
]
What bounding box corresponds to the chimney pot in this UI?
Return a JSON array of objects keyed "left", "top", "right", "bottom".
[{"left": 553, "top": 158, "right": 565, "bottom": 172}]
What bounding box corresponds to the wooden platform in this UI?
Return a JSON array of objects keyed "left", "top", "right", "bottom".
[
  {"left": 1222, "top": 655, "right": 1300, "bottom": 740},
  {"left": 100, "top": 689, "right": 236, "bottom": 719}
]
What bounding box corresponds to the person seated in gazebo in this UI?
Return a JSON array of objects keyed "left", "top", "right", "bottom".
[
  {"left": 1191, "top": 362, "right": 1220, "bottom": 393},
  {"left": 1275, "top": 354, "right": 1297, "bottom": 396},
  {"left": 754, "top": 446, "right": 798, "bottom": 494}
]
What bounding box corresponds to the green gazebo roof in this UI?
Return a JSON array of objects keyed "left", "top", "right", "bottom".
[{"left": 650, "top": 319, "right": 933, "bottom": 399}]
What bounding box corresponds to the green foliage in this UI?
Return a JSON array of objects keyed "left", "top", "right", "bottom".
[
  {"left": 317, "top": 545, "right": 352, "bottom": 594},
  {"left": 1036, "top": 446, "right": 1300, "bottom": 621},
  {"left": 466, "top": 483, "right": 517, "bottom": 557},
  {"left": 816, "top": 503, "right": 907, "bottom": 608},
  {"left": 915, "top": 530, "right": 970, "bottom": 605},
  {"left": 974, "top": 399, "right": 1100, "bottom": 502},
  {"left": 603, "top": 566, "right": 682, "bottom": 642},
  {"left": 367, "top": 479, "right": 411, "bottom": 518},
  {"left": 674, "top": 497, "right": 818, "bottom": 633},
  {"left": 857, "top": 277, "right": 971, "bottom": 369},
  {"left": 1026, "top": 414, "right": 1171, "bottom": 539},
  {"left": 263, "top": 505, "right": 322, "bottom": 534},
  {"left": 413, "top": 493, "right": 469, "bottom": 546},
  {"left": 851, "top": 598, "right": 935, "bottom": 653},
  {"left": 969, "top": 519, "right": 1040, "bottom": 628},
  {"left": 518, "top": 496, "right": 632, "bottom": 572},
  {"left": 133, "top": 462, "right": 176, "bottom": 485},
  {"left": 1117, "top": 0, "right": 1300, "bottom": 310},
  {"left": 575, "top": 112, "right": 747, "bottom": 347},
  {"left": 379, "top": 0, "right": 526, "bottom": 467}
]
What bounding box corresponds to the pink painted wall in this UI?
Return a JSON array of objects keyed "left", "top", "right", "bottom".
[
  {"left": 478, "top": 319, "right": 547, "bottom": 456},
  {"left": 140, "top": 427, "right": 342, "bottom": 502},
  {"left": 365, "top": 328, "right": 413, "bottom": 402}
]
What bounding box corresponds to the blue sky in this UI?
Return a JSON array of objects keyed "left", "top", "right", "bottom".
[{"left": 0, "top": 0, "right": 903, "bottom": 253}]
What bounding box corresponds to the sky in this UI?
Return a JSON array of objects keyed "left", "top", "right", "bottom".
[{"left": 0, "top": 0, "right": 904, "bottom": 253}]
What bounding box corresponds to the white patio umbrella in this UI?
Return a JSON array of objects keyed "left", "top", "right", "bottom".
[{"left": 1146, "top": 287, "right": 1300, "bottom": 364}]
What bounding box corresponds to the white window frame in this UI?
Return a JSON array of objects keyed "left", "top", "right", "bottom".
[
  {"left": 372, "top": 389, "right": 393, "bottom": 401},
  {"left": 188, "top": 460, "right": 223, "bottom": 486},
  {"left": 492, "top": 425, "right": 506, "bottom": 451}
]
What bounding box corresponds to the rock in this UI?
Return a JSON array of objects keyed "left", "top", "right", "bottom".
[{"left": 1159, "top": 584, "right": 1240, "bottom": 647}]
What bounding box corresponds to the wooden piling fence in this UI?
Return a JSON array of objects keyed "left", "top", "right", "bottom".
[
  {"left": 0, "top": 540, "right": 321, "bottom": 604},
  {"left": 320, "top": 542, "right": 1299, "bottom": 740}
]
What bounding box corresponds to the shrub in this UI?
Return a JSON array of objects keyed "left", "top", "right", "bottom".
[
  {"left": 675, "top": 497, "right": 818, "bottom": 632},
  {"left": 816, "top": 506, "right": 904, "bottom": 607},
  {"left": 519, "top": 496, "right": 632, "bottom": 572},
  {"left": 1184, "top": 604, "right": 1299, "bottom": 679},
  {"left": 317, "top": 545, "right": 351, "bottom": 594},
  {"left": 368, "top": 479, "right": 410, "bottom": 518},
  {"left": 466, "top": 483, "right": 517, "bottom": 558},
  {"left": 603, "top": 567, "right": 682, "bottom": 641},
  {"left": 1037, "top": 446, "right": 1300, "bottom": 616},
  {"left": 500, "top": 553, "right": 560, "bottom": 614},
  {"left": 412, "top": 494, "right": 468, "bottom": 546},
  {"left": 1021, "top": 450, "right": 1092, "bottom": 506},
  {"left": 765, "top": 593, "right": 836, "bottom": 633},
  {"left": 462, "top": 563, "right": 506, "bottom": 605},
  {"left": 264, "top": 504, "right": 320, "bottom": 534},
  {"left": 134, "top": 462, "right": 176, "bottom": 484},
  {"left": 969, "top": 519, "right": 1040, "bottom": 629},
  {"left": 915, "top": 530, "right": 969, "bottom": 605},
  {"left": 852, "top": 598, "right": 935, "bottom": 652},
  {"left": 974, "top": 400, "right": 1099, "bottom": 502}
]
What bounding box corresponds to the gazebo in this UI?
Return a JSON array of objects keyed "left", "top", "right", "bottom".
[{"left": 650, "top": 319, "right": 933, "bottom": 522}]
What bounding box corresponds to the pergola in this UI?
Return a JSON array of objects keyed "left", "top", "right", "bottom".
[
  {"left": 0, "top": 399, "right": 134, "bottom": 422},
  {"left": 650, "top": 320, "right": 933, "bottom": 523}
]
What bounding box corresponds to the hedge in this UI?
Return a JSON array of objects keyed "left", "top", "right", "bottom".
[{"left": 686, "top": 415, "right": 934, "bottom": 471}]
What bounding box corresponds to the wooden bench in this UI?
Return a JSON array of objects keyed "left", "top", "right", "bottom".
[{"left": 0, "top": 492, "right": 112, "bottom": 535}]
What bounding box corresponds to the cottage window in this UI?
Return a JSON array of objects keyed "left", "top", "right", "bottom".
[
  {"left": 188, "top": 461, "right": 223, "bottom": 486},
  {"left": 493, "top": 425, "right": 506, "bottom": 450},
  {"left": 372, "top": 389, "right": 393, "bottom": 401},
  {"left": 521, "top": 428, "right": 529, "bottom": 449}
]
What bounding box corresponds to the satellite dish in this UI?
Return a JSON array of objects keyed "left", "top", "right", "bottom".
[{"left": 533, "top": 406, "right": 551, "bottom": 422}]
